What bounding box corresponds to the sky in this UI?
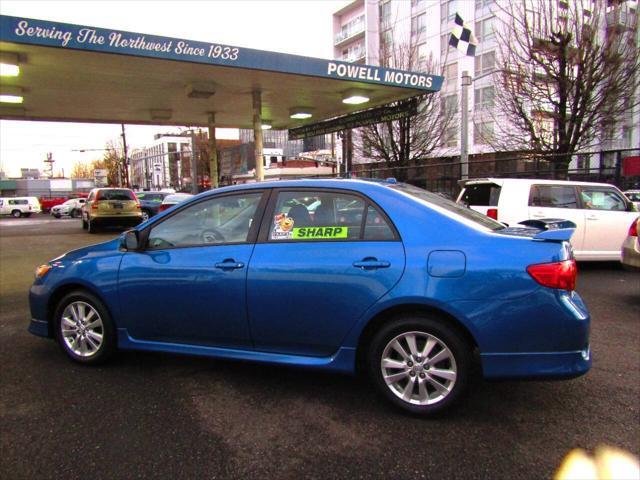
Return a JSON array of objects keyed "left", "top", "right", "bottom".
[{"left": 0, "top": 0, "right": 348, "bottom": 177}]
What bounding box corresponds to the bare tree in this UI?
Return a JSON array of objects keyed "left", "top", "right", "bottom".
[
  {"left": 353, "top": 37, "right": 457, "bottom": 181},
  {"left": 493, "top": 0, "right": 639, "bottom": 178},
  {"left": 70, "top": 161, "right": 93, "bottom": 179},
  {"left": 91, "top": 141, "right": 121, "bottom": 186}
]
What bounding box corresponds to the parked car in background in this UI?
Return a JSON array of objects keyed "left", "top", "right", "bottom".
[
  {"left": 81, "top": 188, "right": 142, "bottom": 233},
  {"left": 623, "top": 190, "right": 640, "bottom": 210},
  {"left": 0, "top": 197, "right": 41, "bottom": 217},
  {"left": 134, "top": 191, "right": 171, "bottom": 221},
  {"left": 457, "top": 178, "right": 637, "bottom": 261},
  {"left": 621, "top": 217, "right": 640, "bottom": 270},
  {"left": 29, "top": 179, "right": 590, "bottom": 415},
  {"left": 51, "top": 198, "right": 86, "bottom": 218},
  {"left": 39, "top": 196, "right": 68, "bottom": 213},
  {"left": 158, "top": 192, "right": 193, "bottom": 213}
]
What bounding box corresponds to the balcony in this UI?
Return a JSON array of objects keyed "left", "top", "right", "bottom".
[{"left": 334, "top": 16, "right": 366, "bottom": 46}]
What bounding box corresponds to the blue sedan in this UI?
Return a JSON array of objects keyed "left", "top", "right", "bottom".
[{"left": 28, "top": 179, "right": 590, "bottom": 415}]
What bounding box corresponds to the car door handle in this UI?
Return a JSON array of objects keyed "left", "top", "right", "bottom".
[
  {"left": 214, "top": 259, "right": 245, "bottom": 270},
  {"left": 353, "top": 258, "right": 391, "bottom": 270},
  {"left": 586, "top": 215, "right": 598, "bottom": 220}
]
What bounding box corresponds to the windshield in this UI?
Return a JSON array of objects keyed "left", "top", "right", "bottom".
[{"left": 390, "top": 183, "right": 505, "bottom": 231}]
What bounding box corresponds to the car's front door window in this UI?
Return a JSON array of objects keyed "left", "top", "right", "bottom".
[
  {"left": 148, "top": 193, "right": 262, "bottom": 249},
  {"left": 580, "top": 188, "right": 627, "bottom": 211}
]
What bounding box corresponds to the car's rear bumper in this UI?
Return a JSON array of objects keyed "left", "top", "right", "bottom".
[
  {"left": 621, "top": 237, "right": 640, "bottom": 269},
  {"left": 91, "top": 216, "right": 142, "bottom": 227},
  {"left": 481, "top": 347, "right": 591, "bottom": 379}
]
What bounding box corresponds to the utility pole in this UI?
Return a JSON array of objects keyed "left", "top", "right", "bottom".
[
  {"left": 121, "top": 124, "right": 129, "bottom": 188},
  {"left": 460, "top": 70, "right": 471, "bottom": 181},
  {"left": 190, "top": 130, "right": 198, "bottom": 194}
]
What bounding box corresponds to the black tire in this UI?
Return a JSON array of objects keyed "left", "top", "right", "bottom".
[
  {"left": 87, "top": 218, "right": 97, "bottom": 234},
  {"left": 53, "top": 290, "right": 116, "bottom": 365},
  {"left": 367, "top": 315, "right": 471, "bottom": 416},
  {"left": 82, "top": 217, "right": 88, "bottom": 230},
  {"left": 53, "top": 213, "right": 61, "bottom": 219},
  {"left": 70, "top": 209, "right": 79, "bottom": 219},
  {"left": 141, "top": 209, "right": 151, "bottom": 222},
  {"left": 11, "top": 209, "right": 21, "bottom": 218},
  {"left": 24, "top": 212, "right": 32, "bottom": 218}
]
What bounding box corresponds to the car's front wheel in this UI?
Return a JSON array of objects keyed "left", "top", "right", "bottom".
[
  {"left": 54, "top": 291, "right": 115, "bottom": 364},
  {"left": 368, "top": 315, "right": 470, "bottom": 416}
]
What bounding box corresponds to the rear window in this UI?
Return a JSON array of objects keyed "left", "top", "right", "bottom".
[
  {"left": 97, "top": 189, "right": 136, "bottom": 201},
  {"left": 459, "top": 183, "right": 501, "bottom": 206},
  {"left": 391, "top": 183, "right": 505, "bottom": 231}
]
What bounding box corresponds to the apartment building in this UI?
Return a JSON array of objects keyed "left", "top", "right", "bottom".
[
  {"left": 130, "top": 134, "right": 193, "bottom": 190},
  {"left": 332, "top": 0, "right": 639, "bottom": 174}
]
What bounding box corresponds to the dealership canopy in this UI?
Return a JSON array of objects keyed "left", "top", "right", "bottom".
[{"left": 0, "top": 15, "right": 443, "bottom": 129}]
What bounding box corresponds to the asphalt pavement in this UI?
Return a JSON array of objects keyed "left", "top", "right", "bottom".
[{"left": 1, "top": 216, "right": 638, "bottom": 479}]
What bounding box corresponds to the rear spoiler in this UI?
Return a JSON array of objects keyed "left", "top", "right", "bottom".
[{"left": 518, "top": 218, "right": 576, "bottom": 242}]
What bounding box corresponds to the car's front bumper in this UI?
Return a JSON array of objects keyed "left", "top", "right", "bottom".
[{"left": 28, "top": 318, "right": 49, "bottom": 337}]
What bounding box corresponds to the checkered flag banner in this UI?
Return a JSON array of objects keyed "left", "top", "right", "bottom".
[{"left": 449, "top": 13, "right": 478, "bottom": 56}]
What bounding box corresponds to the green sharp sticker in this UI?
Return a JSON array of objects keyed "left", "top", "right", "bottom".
[{"left": 292, "top": 226, "right": 348, "bottom": 239}]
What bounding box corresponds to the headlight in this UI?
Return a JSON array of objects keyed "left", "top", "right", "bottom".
[{"left": 35, "top": 264, "right": 52, "bottom": 279}]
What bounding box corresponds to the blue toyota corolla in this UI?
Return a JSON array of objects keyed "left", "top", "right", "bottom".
[{"left": 29, "top": 179, "right": 591, "bottom": 415}]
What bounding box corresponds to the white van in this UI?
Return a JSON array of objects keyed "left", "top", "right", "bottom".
[
  {"left": 457, "top": 178, "right": 637, "bottom": 261},
  {"left": 0, "top": 197, "right": 42, "bottom": 218}
]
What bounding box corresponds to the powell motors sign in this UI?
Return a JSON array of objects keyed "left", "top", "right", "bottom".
[{"left": 0, "top": 15, "right": 443, "bottom": 93}]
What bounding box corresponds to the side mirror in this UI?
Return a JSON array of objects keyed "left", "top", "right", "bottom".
[{"left": 121, "top": 230, "right": 140, "bottom": 251}]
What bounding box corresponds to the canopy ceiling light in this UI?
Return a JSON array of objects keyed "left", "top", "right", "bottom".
[
  {"left": 0, "top": 52, "right": 20, "bottom": 77},
  {"left": 150, "top": 109, "right": 173, "bottom": 121},
  {"left": 342, "top": 89, "right": 370, "bottom": 105},
  {"left": 185, "top": 82, "right": 216, "bottom": 99},
  {"left": 289, "top": 107, "right": 313, "bottom": 120},
  {"left": 261, "top": 121, "right": 272, "bottom": 130},
  {"left": 0, "top": 85, "right": 24, "bottom": 104}
]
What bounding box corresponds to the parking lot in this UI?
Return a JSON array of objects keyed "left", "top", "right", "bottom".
[{"left": 1, "top": 216, "right": 638, "bottom": 479}]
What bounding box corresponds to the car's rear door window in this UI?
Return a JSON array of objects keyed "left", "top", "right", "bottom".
[
  {"left": 267, "top": 190, "right": 396, "bottom": 242},
  {"left": 529, "top": 185, "right": 578, "bottom": 208}
]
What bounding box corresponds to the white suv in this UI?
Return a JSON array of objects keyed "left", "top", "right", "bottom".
[
  {"left": 457, "top": 178, "right": 637, "bottom": 261},
  {"left": 0, "top": 197, "right": 42, "bottom": 218}
]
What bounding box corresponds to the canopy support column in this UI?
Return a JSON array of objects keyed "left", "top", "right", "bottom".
[
  {"left": 252, "top": 90, "right": 264, "bottom": 182},
  {"left": 208, "top": 112, "right": 218, "bottom": 189}
]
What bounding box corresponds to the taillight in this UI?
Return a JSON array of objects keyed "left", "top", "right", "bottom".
[
  {"left": 91, "top": 202, "right": 98, "bottom": 209},
  {"left": 527, "top": 259, "right": 577, "bottom": 291},
  {"left": 487, "top": 208, "right": 498, "bottom": 220},
  {"left": 158, "top": 204, "right": 170, "bottom": 212},
  {"left": 629, "top": 219, "right": 638, "bottom": 237}
]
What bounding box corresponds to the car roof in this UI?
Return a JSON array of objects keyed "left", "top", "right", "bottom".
[{"left": 462, "top": 177, "right": 619, "bottom": 188}]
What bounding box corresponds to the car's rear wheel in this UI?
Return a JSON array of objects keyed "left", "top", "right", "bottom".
[
  {"left": 11, "top": 209, "right": 21, "bottom": 218},
  {"left": 54, "top": 291, "right": 115, "bottom": 364},
  {"left": 368, "top": 315, "right": 470, "bottom": 416},
  {"left": 87, "top": 218, "right": 97, "bottom": 233},
  {"left": 81, "top": 215, "right": 88, "bottom": 229}
]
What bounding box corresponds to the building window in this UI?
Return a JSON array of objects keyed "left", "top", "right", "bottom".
[
  {"left": 411, "top": 13, "right": 427, "bottom": 37},
  {"left": 475, "top": 0, "right": 493, "bottom": 10},
  {"left": 474, "top": 121, "right": 494, "bottom": 144},
  {"left": 440, "top": 33, "right": 451, "bottom": 55},
  {"left": 444, "top": 62, "right": 458, "bottom": 89},
  {"left": 412, "top": 0, "right": 425, "bottom": 8},
  {"left": 441, "top": 0, "right": 457, "bottom": 23},
  {"left": 474, "top": 16, "right": 495, "bottom": 42},
  {"left": 577, "top": 154, "right": 590, "bottom": 172},
  {"left": 417, "top": 43, "right": 428, "bottom": 68},
  {"left": 474, "top": 86, "right": 495, "bottom": 110},
  {"left": 474, "top": 51, "right": 496, "bottom": 76},
  {"left": 380, "top": 1, "right": 392, "bottom": 28}
]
